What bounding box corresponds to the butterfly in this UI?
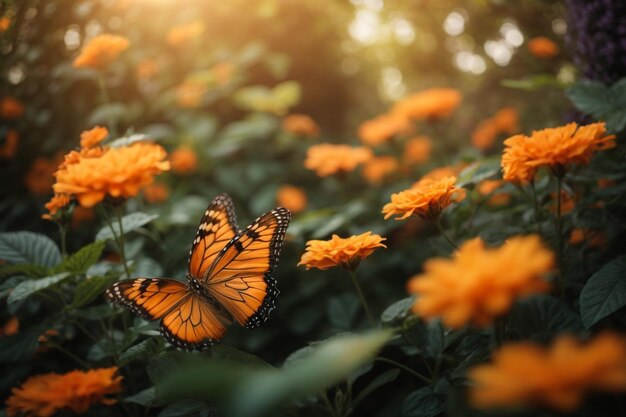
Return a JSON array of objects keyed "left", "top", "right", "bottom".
[{"left": 105, "top": 193, "right": 291, "bottom": 350}]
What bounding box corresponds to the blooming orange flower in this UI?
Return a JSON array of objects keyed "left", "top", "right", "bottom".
[
  {"left": 0, "top": 17, "right": 10, "bottom": 32},
  {"left": 0, "top": 129, "right": 19, "bottom": 158},
  {"left": 53, "top": 143, "right": 170, "bottom": 207},
  {"left": 408, "top": 235, "right": 553, "bottom": 328},
  {"left": 493, "top": 107, "right": 519, "bottom": 134},
  {"left": 472, "top": 108, "right": 519, "bottom": 150},
  {"left": 383, "top": 176, "right": 464, "bottom": 221},
  {"left": 1, "top": 97, "right": 25, "bottom": 119},
  {"left": 404, "top": 136, "right": 432, "bottom": 164},
  {"left": 362, "top": 156, "right": 399, "bottom": 185},
  {"left": 469, "top": 333, "right": 626, "bottom": 411},
  {"left": 136, "top": 59, "right": 159, "bottom": 80},
  {"left": 6, "top": 367, "right": 122, "bottom": 417},
  {"left": 169, "top": 145, "right": 198, "bottom": 175},
  {"left": 25, "top": 156, "right": 62, "bottom": 196},
  {"left": 143, "top": 182, "right": 170, "bottom": 204},
  {"left": 1, "top": 316, "right": 19, "bottom": 337},
  {"left": 502, "top": 122, "right": 615, "bottom": 183},
  {"left": 166, "top": 21, "right": 205, "bottom": 46},
  {"left": 175, "top": 81, "right": 207, "bottom": 108},
  {"left": 79, "top": 126, "right": 108, "bottom": 149},
  {"left": 282, "top": 114, "right": 320, "bottom": 137},
  {"left": 358, "top": 113, "right": 412, "bottom": 146},
  {"left": 276, "top": 185, "right": 307, "bottom": 214},
  {"left": 304, "top": 144, "right": 372, "bottom": 177},
  {"left": 527, "top": 36, "right": 559, "bottom": 59},
  {"left": 298, "top": 232, "right": 386, "bottom": 271},
  {"left": 420, "top": 166, "right": 462, "bottom": 182},
  {"left": 477, "top": 179, "right": 511, "bottom": 206},
  {"left": 391, "top": 88, "right": 462, "bottom": 121},
  {"left": 42, "top": 194, "right": 71, "bottom": 220},
  {"left": 73, "top": 34, "right": 130, "bottom": 69}
]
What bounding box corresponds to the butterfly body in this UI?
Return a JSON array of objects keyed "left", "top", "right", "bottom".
[{"left": 105, "top": 193, "right": 291, "bottom": 350}]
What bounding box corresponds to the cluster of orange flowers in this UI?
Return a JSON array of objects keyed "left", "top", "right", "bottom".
[
  {"left": 282, "top": 114, "right": 320, "bottom": 137},
  {"left": 469, "top": 333, "right": 626, "bottom": 411},
  {"left": 6, "top": 367, "right": 122, "bottom": 417},
  {"left": 276, "top": 185, "right": 308, "bottom": 214},
  {"left": 143, "top": 182, "right": 170, "bottom": 204},
  {"left": 358, "top": 113, "right": 412, "bottom": 146},
  {"left": 382, "top": 176, "right": 464, "bottom": 221},
  {"left": 403, "top": 136, "right": 432, "bottom": 164},
  {"left": 298, "top": 232, "right": 386, "bottom": 271},
  {"left": 73, "top": 34, "right": 129, "bottom": 69},
  {"left": 391, "top": 88, "right": 462, "bottom": 121},
  {"left": 502, "top": 122, "right": 615, "bottom": 183},
  {"left": 169, "top": 145, "right": 198, "bottom": 175},
  {"left": 304, "top": 144, "right": 372, "bottom": 177},
  {"left": 477, "top": 179, "right": 511, "bottom": 207},
  {"left": 362, "top": 156, "right": 400, "bottom": 185},
  {"left": 527, "top": 36, "right": 560, "bottom": 59},
  {"left": 408, "top": 235, "right": 553, "bottom": 328},
  {"left": 471, "top": 107, "right": 519, "bottom": 150}
]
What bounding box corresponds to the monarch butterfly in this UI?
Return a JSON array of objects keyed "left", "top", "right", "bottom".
[{"left": 105, "top": 193, "right": 291, "bottom": 350}]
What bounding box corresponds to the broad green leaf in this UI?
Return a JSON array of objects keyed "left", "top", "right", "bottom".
[
  {"left": 70, "top": 275, "right": 118, "bottom": 308},
  {"left": 509, "top": 295, "right": 584, "bottom": 340},
  {"left": 0, "top": 232, "right": 61, "bottom": 267},
  {"left": 0, "top": 324, "right": 49, "bottom": 362},
  {"left": 56, "top": 241, "right": 106, "bottom": 275},
  {"left": 567, "top": 78, "right": 626, "bottom": 132},
  {"left": 96, "top": 213, "right": 159, "bottom": 241},
  {"left": 401, "top": 386, "right": 444, "bottom": 417},
  {"left": 580, "top": 257, "right": 626, "bottom": 328},
  {"left": 353, "top": 369, "right": 400, "bottom": 407},
  {"left": 0, "top": 264, "right": 48, "bottom": 279},
  {"left": 502, "top": 74, "right": 567, "bottom": 91},
  {"left": 125, "top": 387, "right": 157, "bottom": 406},
  {"left": 8, "top": 273, "right": 70, "bottom": 305},
  {"left": 119, "top": 339, "right": 160, "bottom": 366},
  {"left": 381, "top": 297, "right": 414, "bottom": 324},
  {"left": 455, "top": 157, "right": 501, "bottom": 188}
]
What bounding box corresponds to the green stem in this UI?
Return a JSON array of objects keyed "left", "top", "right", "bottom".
[
  {"left": 435, "top": 218, "right": 459, "bottom": 250},
  {"left": 97, "top": 74, "right": 118, "bottom": 138},
  {"left": 554, "top": 176, "right": 565, "bottom": 299},
  {"left": 529, "top": 180, "right": 542, "bottom": 234},
  {"left": 375, "top": 357, "right": 432, "bottom": 384},
  {"left": 319, "top": 390, "right": 339, "bottom": 417},
  {"left": 115, "top": 205, "right": 132, "bottom": 280},
  {"left": 348, "top": 270, "right": 375, "bottom": 326},
  {"left": 58, "top": 222, "right": 68, "bottom": 260}
]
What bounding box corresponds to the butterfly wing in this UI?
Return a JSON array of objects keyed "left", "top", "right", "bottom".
[
  {"left": 204, "top": 207, "right": 291, "bottom": 328},
  {"left": 105, "top": 278, "right": 190, "bottom": 320},
  {"left": 188, "top": 193, "right": 240, "bottom": 280}
]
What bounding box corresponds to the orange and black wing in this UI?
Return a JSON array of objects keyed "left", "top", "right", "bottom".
[
  {"left": 204, "top": 207, "right": 291, "bottom": 328},
  {"left": 188, "top": 193, "right": 240, "bottom": 280},
  {"left": 105, "top": 278, "right": 190, "bottom": 320}
]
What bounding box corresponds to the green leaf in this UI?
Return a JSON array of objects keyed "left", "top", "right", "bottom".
[
  {"left": 119, "top": 338, "right": 160, "bottom": 366},
  {"left": 509, "top": 295, "right": 584, "bottom": 340},
  {"left": 70, "top": 275, "right": 118, "bottom": 308},
  {"left": 381, "top": 297, "right": 414, "bottom": 324},
  {"left": 401, "top": 386, "right": 444, "bottom": 417},
  {"left": 0, "top": 264, "right": 49, "bottom": 279},
  {"left": 567, "top": 78, "right": 626, "bottom": 132},
  {"left": 327, "top": 294, "right": 359, "bottom": 329},
  {"left": 0, "top": 324, "right": 49, "bottom": 362},
  {"left": 502, "top": 74, "right": 567, "bottom": 91},
  {"left": 56, "top": 241, "right": 106, "bottom": 275},
  {"left": 125, "top": 387, "right": 158, "bottom": 407},
  {"left": 8, "top": 273, "right": 70, "bottom": 305},
  {"left": 580, "top": 256, "right": 626, "bottom": 328},
  {"left": 158, "top": 400, "right": 207, "bottom": 417},
  {"left": 353, "top": 369, "right": 400, "bottom": 407},
  {"left": 0, "top": 232, "right": 61, "bottom": 267},
  {"left": 96, "top": 213, "right": 159, "bottom": 241}
]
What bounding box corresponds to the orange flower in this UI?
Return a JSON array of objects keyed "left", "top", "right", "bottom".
[
  {"left": 420, "top": 166, "right": 461, "bottom": 182},
  {"left": 502, "top": 122, "right": 615, "bottom": 183},
  {"left": 25, "top": 157, "right": 60, "bottom": 196},
  {"left": 169, "top": 145, "right": 198, "bottom": 175},
  {"left": 527, "top": 36, "right": 559, "bottom": 59},
  {"left": 0, "top": 17, "right": 10, "bottom": 32},
  {"left": 391, "top": 88, "right": 462, "bottom": 121},
  {"left": 282, "top": 114, "right": 320, "bottom": 137},
  {"left": 143, "top": 182, "right": 170, "bottom": 204},
  {"left": 276, "top": 185, "right": 307, "bottom": 214},
  {"left": 136, "top": 59, "right": 159, "bottom": 80},
  {"left": 42, "top": 194, "right": 71, "bottom": 220},
  {"left": 1, "top": 97, "right": 25, "bottom": 119},
  {"left": 298, "top": 232, "right": 386, "bottom": 271},
  {"left": 79, "top": 126, "right": 108, "bottom": 149},
  {"left": 53, "top": 143, "right": 170, "bottom": 207},
  {"left": 0, "top": 129, "right": 19, "bottom": 158},
  {"left": 211, "top": 62, "right": 235, "bottom": 86},
  {"left": 469, "top": 333, "right": 626, "bottom": 411},
  {"left": 383, "top": 176, "right": 464, "bottom": 221},
  {"left": 477, "top": 179, "right": 511, "bottom": 206},
  {"left": 472, "top": 108, "right": 519, "bottom": 150},
  {"left": 409, "top": 235, "right": 553, "bottom": 328},
  {"left": 549, "top": 190, "right": 576, "bottom": 215},
  {"left": 73, "top": 34, "right": 130, "bottom": 69},
  {"left": 493, "top": 107, "right": 519, "bottom": 134},
  {"left": 568, "top": 228, "right": 606, "bottom": 248},
  {"left": 1, "top": 316, "right": 19, "bottom": 337},
  {"left": 358, "top": 113, "right": 412, "bottom": 146},
  {"left": 362, "top": 156, "right": 399, "bottom": 185},
  {"left": 304, "top": 144, "right": 372, "bottom": 177},
  {"left": 175, "top": 81, "right": 207, "bottom": 108},
  {"left": 166, "top": 21, "right": 204, "bottom": 46},
  {"left": 404, "top": 136, "right": 432, "bottom": 164},
  {"left": 6, "top": 367, "right": 122, "bottom": 417}
]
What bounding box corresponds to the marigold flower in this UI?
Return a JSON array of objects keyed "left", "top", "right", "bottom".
[
  {"left": 6, "top": 367, "right": 122, "bottom": 417},
  {"left": 501, "top": 122, "right": 615, "bottom": 183},
  {"left": 527, "top": 36, "right": 560, "bottom": 59},
  {"left": 549, "top": 190, "right": 576, "bottom": 215},
  {"left": 391, "top": 88, "right": 462, "bottom": 121},
  {"left": 469, "top": 333, "right": 626, "bottom": 411},
  {"left": 404, "top": 136, "right": 432, "bottom": 164},
  {"left": 383, "top": 176, "right": 464, "bottom": 221},
  {"left": 472, "top": 108, "right": 519, "bottom": 150},
  {"left": 420, "top": 166, "right": 461, "bottom": 182},
  {"left": 362, "top": 156, "right": 399, "bottom": 185},
  {"left": 25, "top": 156, "right": 61, "bottom": 196},
  {"left": 358, "top": 113, "right": 412, "bottom": 146},
  {"left": 409, "top": 235, "right": 553, "bottom": 328},
  {"left": 304, "top": 144, "right": 372, "bottom": 177},
  {"left": 73, "top": 34, "right": 130, "bottom": 69},
  {"left": 493, "top": 107, "right": 519, "bottom": 134},
  {"left": 136, "top": 59, "right": 159, "bottom": 80},
  {"left": 1, "top": 316, "right": 19, "bottom": 337},
  {"left": 143, "top": 182, "right": 170, "bottom": 204},
  {"left": 175, "top": 81, "right": 207, "bottom": 108},
  {"left": 53, "top": 143, "right": 170, "bottom": 207},
  {"left": 282, "top": 114, "right": 320, "bottom": 137},
  {"left": 0, "top": 17, "right": 10, "bottom": 32},
  {"left": 1, "top": 97, "right": 25, "bottom": 119},
  {"left": 477, "top": 179, "right": 511, "bottom": 206},
  {"left": 0, "top": 129, "right": 19, "bottom": 158},
  {"left": 298, "top": 232, "right": 386, "bottom": 271},
  {"left": 169, "top": 145, "right": 198, "bottom": 175},
  {"left": 568, "top": 228, "right": 606, "bottom": 248},
  {"left": 276, "top": 185, "right": 307, "bottom": 214},
  {"left": 166, "top": 21, "right": 204, "bottom": 46},
  {"left": 79, "top": 126, "right": 108, "bottom": 149},
  {"left": 42, "top": 194, "right": 71, "bottom": 220}
]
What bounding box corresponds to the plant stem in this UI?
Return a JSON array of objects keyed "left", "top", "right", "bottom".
[
  {"left": 348, "top": 270, "right": 375, "bottom": 325},
  {"left": 435, "top": 218, "right": 459, "bottom": 250},
  {"left": 319, "top": 390, "right": 339, "bottom": 417},
  {"left": 48, "top": 342, "right": 90, "bottom": 368},
  {"left": 529, "top": 180, "right": 542, "bottom": 234},
  {"left": 554, "top": 176, "right": 565, "bottom": 299},
  {"left": 375, "top": 357, "right": 432, "bottom": 384},
  {"left": 115, "top": 205, "right": 132, "bottom": 280},
  {"left": 57, "top": 222, "right": 68, "bottom": 259}
]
